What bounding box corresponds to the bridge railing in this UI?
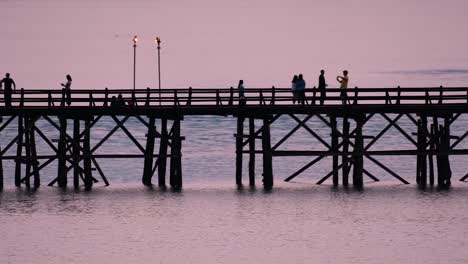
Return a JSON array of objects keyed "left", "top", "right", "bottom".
[{"left": 1, "top": 86, "right": 467, "bottom": 107}]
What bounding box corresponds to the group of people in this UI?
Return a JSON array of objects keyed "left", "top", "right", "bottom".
[
  {"left": 292, "top": 70, "right": 349, "bottom": 105},
  {"left": 236, "top": 70, "right": 350, "bottom": 105},
  {"left": 0, "top": 73, "right": 73, "bottom": 107},
  {"left": 2, "top": 70, "right": 350, "bottom": 107}
]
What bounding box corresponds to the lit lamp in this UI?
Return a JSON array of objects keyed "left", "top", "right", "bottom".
[
  {"left": 132, "top": 35, "right": 138, "bottom": 90},
  {"left": 155, "top": 36, "right": 162, "bottom": 105}
]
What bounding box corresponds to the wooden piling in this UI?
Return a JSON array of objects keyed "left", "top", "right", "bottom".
[
  {"left": 158, "top": 118, "right": 168, "bottom": 187},
  {"left": 416, "top": 116, "right": 427, "bottom": 186},
  {"left": 83, "top": 118, "right": 93, "bottom": 190},
  {"left": 15, "top": 116, "right": 24, "bottom": 187},
  {"left": 24, "top": 117, "right": 32, "bottom": 188},
  {"left": 0, "top": 144, "right": 3, "bottom": 190},
  {"left": 248, "top": 117, "right": 255, "bottom": 186},
  {"left": 235, "top": 116, "right": 244, "bottom": 186},
  {"left": 73, "top": 119, "right": 80, "bottom": 188},
  {"left": 353, "top": 115, "right": 364, "bottom": 188},
  {"left": 262, "top": 117, "right": 273, "bottom": 188},
  {"left": 29, "top": 119, "right": 40, "bottom": 188},
  {"left": 429, "top": 124, "right": 435, "bottom": 185},
  {"left": 170, "top": 117, "right": 182, "bottom": 189},
  {"left": 442, "top": 116, "right": 452, "bottom": 186},
  {"left": 330, "top": 116, "right": 339, "bottom": 186},
  {"left": 142, "top": 117, "right": 156, "bottom": 186},
  {"left": 342, "top": 118, "right": 350, "bottom": 186},
  {"left": 57, "top": 117, "right": 68, "bottom": 187}
]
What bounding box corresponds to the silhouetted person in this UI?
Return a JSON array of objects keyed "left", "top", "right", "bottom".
[
  {"left": 238, "top": 80, "right": 246, "bottom": 106},
  {"left": 110, "top": 96, "right": 117, "bottom": 107},
  {"left": 318, "top": 70, "right": 327, "bottom": 105},
  {"left": 0, "top": 73, "right": 16, "bottom": 108},
  {"left": 295, "top": 74, "right": 306, "bottom": 105},
  {"left": 61, "top": 74, "right": 72, "bottom": 106},
  {"left": 117, "top": 93, "right": 126, "bottom": 107},
  {"left": 291, "top": 75, "right": 298, "bottom": 104},
  {"left": 337, "top": 70, "right": 349, "bottom": 104}
]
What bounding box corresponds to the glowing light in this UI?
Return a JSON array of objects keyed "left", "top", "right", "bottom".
[{"left": 133, "top": 35, "right": 138, "bottom": 44}]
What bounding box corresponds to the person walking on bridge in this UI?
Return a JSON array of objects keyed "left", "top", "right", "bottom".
[
  {"left": 0, "top": 73, "right": 16, "bottom": 108},
  {"left": 336, "top": 70, "right": 349, "bottom": 104},
  {"left": 61, "top": 74, "right": 72, "bottom": 106},
  {"left": 318, "top": 70, "right": 327, "bottom": 105}
]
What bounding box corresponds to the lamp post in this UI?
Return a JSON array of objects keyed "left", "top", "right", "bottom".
[
  {"left": 155, "top": 36, "right": 162, "bottom": 105},
  {"left": 132, "top": 35, "right": 138, "bottom": 90}
]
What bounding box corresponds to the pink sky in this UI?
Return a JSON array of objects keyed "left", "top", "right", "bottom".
[{"left": 1, "top": 0, "right": 468, "bottom": 89}]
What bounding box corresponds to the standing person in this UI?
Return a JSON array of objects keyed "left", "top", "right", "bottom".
[
  {"left": 295, "top": 74, "right": 306, "bottom": 105},
  {"left": 291, "top": 75, "right": 298, "bottom": 104},
  {"left": 237, "top": 80, "right": 246, "bottom": 105},
  {"left": 0, "top": 73, "right": 16, "bottom": 108},
  {"left": 318, "top": 70, "right": 327, "bottom": 105},
  {"left": 336, "top": 70, "right": 349, "bottom": 104},
  {"left": 61, "top": 74, "right": 72, "bottom": 106}
]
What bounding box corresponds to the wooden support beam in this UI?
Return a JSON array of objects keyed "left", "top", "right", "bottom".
[
  {"left": 29, "top": 117, "right": 40, "bottom": 188},
  {"left": 381, "top": 113, "right": 417, "bottom": 147},
  {"left": 158, "top": 118, "right": 168, "bottom": 187},
  {"left": 110, "top": 115, "right": 145, "bottom": 153},
  {"left": 330, "top": 116, "right": 339, "bottom": 186},
  {"left": 142, "top": 117, "right": 156, "bottom": 186},
  {"left": 91, "top": 158, "right": 109, "bottom": 186},
  {"left": 262, "top": 117, "right": 273, "bottom": 189},
  {"left": 0, "top": 144, "right": 3, "bottom": 190},
  {"left": 73, "top": 119, "right": 80, "bottom": 188},
  {"left": 289, "top": 114, "right": 331, "bottom": 149},
  {"left": 15, "top": 115, "right": 23, "bottom": 187},
  {"left": 170, "top": 118, "right": 182, "bottom": 189},
  {"left": 342, "top": 118, "right": 350, "bottom": 186},
  {"left": 317, "top": 163, "right": 345, "bottom": 185},
  {"left": 429, "top": 124, "right": 435, "bottom": 185},
  {"left": 57, "top": 117, "right": 68, "bottom": 187},
  {"left": 24, "top": 117, "right": 32, "bottom": 188},
  {"left": 83, "top": 118, "right": 93, "bottom": 190},
  {"left": 248, "top": 118, "right": 255, "bottom": 186},
  {"left": 272, "top": 115, "right": 313, "bottom": 151},
  {"left": 416, "top": 117, "right": 428, "bottom": 186},
  {"left": 365, "top": 155, "right": 410, "bottom": 184},
  {"left": 353, "top": 115, "right": 364, "bottom": 188},
  {"left": 284, "top": 155, "right": 325, "bottom": 182},
  {"left": 242, "top": 114, "right": 281, "bottom": 147},
  {"left": 235, "top": 116, "right": 244, "bottom": 186}
]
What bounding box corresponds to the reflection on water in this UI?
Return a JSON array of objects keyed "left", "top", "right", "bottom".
[{"left": 1, "top": 182, "right": 468, "bottom": 264}]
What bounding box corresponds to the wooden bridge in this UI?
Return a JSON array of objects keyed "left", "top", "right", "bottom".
[{"left": 0, "top": 86, "right": 467, "bottom": 190}]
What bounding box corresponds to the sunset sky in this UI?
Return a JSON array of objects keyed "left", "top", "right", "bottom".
[{"left": 1, "top": 0, "right": 468, "bottom": 89}]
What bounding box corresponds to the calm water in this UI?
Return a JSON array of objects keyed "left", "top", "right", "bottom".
[
  {"left": 2, "top": 0, "right": 468, "bottom": 263},
  {"left": 0, "top": 115, "right": 467, "bottom": 264}
]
